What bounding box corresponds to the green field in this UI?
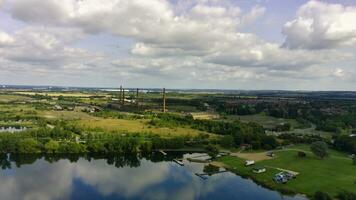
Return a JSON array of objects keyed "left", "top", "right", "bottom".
[
  {"left": 0, "top": 94, "right": 32, "bottom": 102},
  {"left": 226, "top": 113, "right": 301, "bottom": 129},
  {"left": 77, "top": 118, "right": 213, "bottom": 137},
  {"left": 217, "top": 145, "right": 356, "bottom": 198}
]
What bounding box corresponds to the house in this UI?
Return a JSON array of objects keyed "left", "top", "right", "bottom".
[
  {"left": 245, "top": 160, "right": 255, "bottom": 166},
  {"left": 253, "top": 167, "right": 266, "bottom": 174}
]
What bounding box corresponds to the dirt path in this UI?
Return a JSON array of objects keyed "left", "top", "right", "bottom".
[{"left": 265, "top": 166, "right": 299, "bottom": 175}]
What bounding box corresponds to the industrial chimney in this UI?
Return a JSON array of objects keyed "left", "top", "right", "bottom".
[
  {"left": 119, "top": 85, "right": 122, "bottom": 103},
  {"left": 162, "top": 88, "right": 166, "bottom": 113},
  {"left": 136, "top": 88, "right": 139, "bottom": 109}
]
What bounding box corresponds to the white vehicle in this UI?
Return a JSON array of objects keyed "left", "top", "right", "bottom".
[{"left": 245, "top": 160, "right": 255, "bottom": 166}]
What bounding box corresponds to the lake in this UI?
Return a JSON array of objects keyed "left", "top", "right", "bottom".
[{"left": 0, "top": 153, "right": 308, "bottom": 200}]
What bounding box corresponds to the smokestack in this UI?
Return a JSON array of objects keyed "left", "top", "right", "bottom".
[
  {"left": 163, "top": 88, "right": 166, "bottom": 113},
  {"left": 136, "top": 88, "right": 139, "bottom": 109},
  {"left": 122, "top": 87, "right": 125, "bottom": 105},
  {"left": 119, "top": 85, "right": 122, "bottom": 103}
]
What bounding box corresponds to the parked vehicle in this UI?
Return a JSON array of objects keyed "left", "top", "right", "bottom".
[
  {"left": 282, "top": 172, "right": 296, "bottom": 180},
  {"left": 245, "top": 160, "right": 255, "bottom": 166},
  {"left": 273, "top": 173, "right": 287, "bottom": 184}
]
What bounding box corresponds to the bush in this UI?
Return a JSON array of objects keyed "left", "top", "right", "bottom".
[
  {"left": 298, "top": 151, "right": 307, "bottom": 158},
  {"left": 313, "top": 191, "right": 332, "bottom": 200},
  {"left": 58, "top": 142, "right": 86, "bottom": 153},
  {"left": 86, "top": 141, "right": 107, "bottom": 153},
  {"left": 17, "top": 138, "right": 41, "bottom": 153},
  {"left": 44, "top": 140, "right": 60, "bottom": 153},
  {"left": 337, "top": 191, "right": 356, "bottom": 200}
]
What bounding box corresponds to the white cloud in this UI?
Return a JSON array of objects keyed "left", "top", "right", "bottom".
[
  {"left": 0, "top": 27, "right": 101, "bottom": 68},
  {"left": 283, "top": 0, "right": 356, "bottom": 49},
  {"left": 0, "top": 31, "right": 14, "bottom": 46},
  {"left": 333, "top": 68, "right": 345, "bottom": 77},
  {"left": 1, "top": 0, "right": 355, "bottom": 89}
]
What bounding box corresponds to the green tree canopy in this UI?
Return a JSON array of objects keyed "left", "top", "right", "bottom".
[
  {"left": 310, "top": 141, "right": 329, "bottom": 159},
  {"left": 17, "top": 138, "right": 41, "bottom": 153},
  {"left": 44, "top": 140, "right": 60, "bottom": 153}
]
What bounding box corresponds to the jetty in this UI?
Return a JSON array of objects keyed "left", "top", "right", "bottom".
[
  {"left": 173, "top": 159, "right": 184, "bottom": 166},
  {"left": 159, "top": 150, "right": 167, "bottom": 156}
]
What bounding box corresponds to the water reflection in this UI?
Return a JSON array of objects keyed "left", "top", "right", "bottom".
[{"left": 0, "top": 153, "right": 308, "bottom": 200}]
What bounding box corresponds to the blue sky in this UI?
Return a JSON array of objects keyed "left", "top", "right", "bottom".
[{"left": 0, "top": 0, "right": 356, "bottom": 90}]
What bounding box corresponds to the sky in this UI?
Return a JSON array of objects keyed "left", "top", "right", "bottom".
[{"left": 0, "top": 0, "right": 356, "bottom": 90}]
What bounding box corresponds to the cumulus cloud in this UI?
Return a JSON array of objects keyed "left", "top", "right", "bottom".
[
  {"left": 1, "top": 0, "right": 355, "bottom": 89},
  {"left": 283, "top": 0, "right": 356, "bottom": 49},
  {"left": 0, "top": 31, "right": 14, "bottom": 46},
  {"left": 0, "top": 27, "right": 101, "bottom": 69}
]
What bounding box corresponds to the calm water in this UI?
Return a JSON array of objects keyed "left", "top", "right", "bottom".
[{"left": 0, "top": 153, "right": 307, "bottom": 200}]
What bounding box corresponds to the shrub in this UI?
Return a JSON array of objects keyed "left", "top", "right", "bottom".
[
  {"left": 17, "top": 138, "right": 41, "bottom": 153},
  {"left": 298, "top": 151, "right": 307, "bottom": 158},
  {"left": 337, "top": 191, "right": 356, "bottom": 200},
  {"left": 313, "top": 191, "right": 332, "bottom": 200},
  {"left": 44, "top": 140, "right": 60, "bottom": 153}
]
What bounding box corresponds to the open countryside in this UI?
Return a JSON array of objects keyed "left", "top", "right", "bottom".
[
  {"left": 1, "top": 0, "right": 356, "bottom": 200},
  {"left": 0, "top": 88, "right": 355, "bottom": 200}
]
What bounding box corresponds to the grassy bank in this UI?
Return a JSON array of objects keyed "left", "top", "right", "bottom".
[{"left": 217, "top": 146, "right": 356, "bottom": 198}]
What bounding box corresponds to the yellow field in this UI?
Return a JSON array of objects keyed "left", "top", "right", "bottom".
[
  {"left": 39, "top": 111, "right": 96, "bottom": 120},
  {"left": 0, "top": 94, "right": 31, "bottom": 102},
  {"left": 77, "top": 118, "right": 213, "bottom": 137}
]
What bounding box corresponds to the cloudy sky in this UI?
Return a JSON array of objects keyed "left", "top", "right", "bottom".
[{"left": 0, "top": 0, "right": 356, "bottom": 90}]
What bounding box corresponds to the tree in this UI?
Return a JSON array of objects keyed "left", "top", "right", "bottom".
[
  {"left": 313, "top": 191, "right": 332, "bottom": 200},
  {"left": 310, "top": 141, "right": 329, "bottom": 159},
  {"left": 206, "top": 144, "right": 219, "bottom": 159},
  {"left": 219, "top": 135, "right": 234, "bottom": 148},
  {"left": 44, "top": 140, "right": 60, "bottom": 153},
  {"left": 261, "top": 135, "right": 278, "bottom": 150},
  {"left": 87, "top": 141, "right": 107, "bottom": 153},
  {"left": 17, "top": 138, "right": 41, "bottom": 153}
]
